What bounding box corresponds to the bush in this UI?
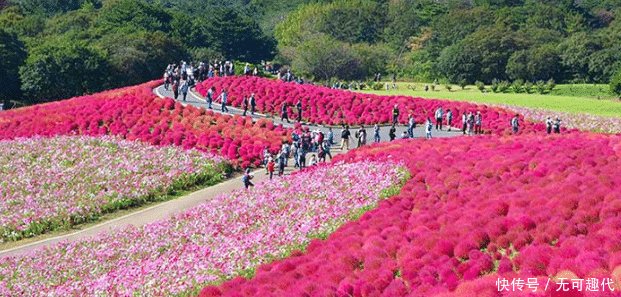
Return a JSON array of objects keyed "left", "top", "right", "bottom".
[
  {"left": 490, "top": 79, "right": 499, "bottom": 93},
  {"left": 475, "top": 81, "right": 485, "bottom": 93},
  {"left": 610, "top": 69, "right": 621, "bottom": 98},
  {"left": 524, "top": 82, "right": 533, "bottom": 94},
  {"left": 546, "top": 79, "right": 556, "bottom": 92},
  {"left": 498, "top": 80, "right": 510, "bottom": 93},
  {"left": 373, "top": 82, "right": 384, "bottom": 90},
  {"left": 459, "top": 79, "right": 467, "bottom": 90},
  {"left": 536, "top": 80, "right": 547, "bottom": 94},
  {"left": 512, "top": 79, "right": 524, "bottom": 93},
  {"left": 445, "top": 84, "right": 453, "bottom": 92}
]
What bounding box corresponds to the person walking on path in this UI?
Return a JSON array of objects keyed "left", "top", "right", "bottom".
[
  {"left": 249, "top": 93, "right": 256, "bottom": 115},
  {"left": 467, "top": 112, "right": 475, "bottom": 135},
  {"left": 298, "top": 146, "right": 307, "bottom": 169},
  {"left": 340, "top": 125, "right": 351, "bottom": 151},
  {"left": 446, "top": 109, "right": 453, "bottom": 131},
  {"left": 180, "top": 79, "right": 189, "bottom": 102},
  {"left": 327, "top": 127, "right": 334, "bottom": 145},
  {"left": 435, "top": 107, "right": 444, "bottom": 130},
  {"left": 267, "top": 157, "right": 275, "bottom": 180},
  {"left": 426, "top": 118, "right": 433, "bottom": 139},
  {"left": 242, "top": 96, "right": 249, "bottom": 116},
  {"left": 546, "top": 117, "right": 553, "bottom": 134},
  {"left": 219, "top": 89, "right": 229, "bottom": 112},
  {"left": 553, "top": 117, "right": 561, "bottom": 134},
  {"left": 389, "top": 124, "right": 396, "bottom": 141},
  {"left": 296, "top": 100, "right": 303, "bottom": 122},
  {"left": 356, "top": 125, "right": 367, "bottom": 148},
  {"left": 206, "top": 87, "right": 215, "bottom": 109},
  {"left": 172, "top": 80, "right": 179, "bottom": 100},
  {"left": 407, "top": 114, "right": 415, "bottom": 138},
  {"left": 392, "top": 105, "right": 400, "bottom": 124},
  {"left": 511, "top": 114, "right": 520, "bottom": 134},
  {"left": 278, "top": 151, "right": 286, "bottom": 176},
  {"left": 242, "top": 168, "right": 254, "bottom": 189},
  {"left": 373, "top": 124, "right": 380, "bottom": 143},
  {"left": 322, "top": 140, "right": 332, "bottom": 161},
  {"left": 281, "top": 141, "right": 290, "bottom": 167},
  {"left": 462, "top": 112, "right": 467, "bottom": 135},
  {"left": 281, "top": 103, "right": 290, "bottom": 123},
  {"left": 474, "top": 111, "right": 482, "bottom": 134}
]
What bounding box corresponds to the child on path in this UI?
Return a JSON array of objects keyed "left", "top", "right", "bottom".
[
  {"left": 242, "top": 168, "right": 254, "bottom": 189},
  {"left": 267, "top": 157, "right": 275, "bottom": 180}
]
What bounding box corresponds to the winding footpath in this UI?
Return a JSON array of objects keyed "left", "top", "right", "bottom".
[{"left": 0, "top": 83, "right": 460, "bottom": 258}]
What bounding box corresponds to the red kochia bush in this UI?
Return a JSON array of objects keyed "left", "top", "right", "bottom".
[
  {"left": 0, "top": 80, "right": 290, "bottom": 168},
  {"left": 200, "top": 134, "right": 621, "bottom": 296},
  {"left": 197, "top": 76, "right": 554, "bottom": 135}
]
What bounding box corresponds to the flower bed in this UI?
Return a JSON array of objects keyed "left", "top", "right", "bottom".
[
  {"left": 0, "top": 161, "right": 405, "bottom": 296},
  {"left": 497, "top": 103, "right": 621, "bottom": 134},
  {"left": 0, "top": 81, "right": 290, "bottom": 168},
  {"left": 196, "top": 76, "right": 549, "bottom": 135},
  {"left": 0, "top": 136, "right": 228, "bottom": 242},
  {"left": 199, "top": 134, "right": 621, "bottom": 296}
]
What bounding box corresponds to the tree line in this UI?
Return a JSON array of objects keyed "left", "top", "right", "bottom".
[{"left": 0, "top": 0, "right": 276, "bottom": 106}]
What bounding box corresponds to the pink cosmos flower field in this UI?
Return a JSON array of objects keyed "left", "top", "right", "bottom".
[
  {"left": 0, "top": 161, "right": 405, "bottom": 296},
  {"left": 0, "top": 135, "right": 226, "bottom": 242}
]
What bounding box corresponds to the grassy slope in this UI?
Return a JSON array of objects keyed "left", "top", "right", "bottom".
[{"left": 358, "top": 83, "right": 621, "bottom": 118}]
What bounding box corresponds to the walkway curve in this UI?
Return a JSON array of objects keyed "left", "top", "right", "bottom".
[{"left": 0, "top": 83, "right": 460, "bottom": 257}]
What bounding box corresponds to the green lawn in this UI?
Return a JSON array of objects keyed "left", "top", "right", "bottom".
[{"left": 358, "top": 82, "right": 621, "bottom": 118}]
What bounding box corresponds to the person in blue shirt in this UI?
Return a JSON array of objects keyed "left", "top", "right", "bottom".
[
  {"left": 219, "top": 89, "right": 229, "bottom": 112},
  {"left": 426, "top": 118, "right": 433, "bottom": 139}
]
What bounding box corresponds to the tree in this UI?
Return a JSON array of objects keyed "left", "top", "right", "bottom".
[
  {"left": 100, "top": 31, "right": 187, "bottom": 87},
  {"left": 12, "top": 0, "right": 102, "bottom": 15},
  {"left": 289, "top": 34, "right": 361, "bottom": 81},
  {"left": 437, "top": 27, "right": 524, "bottom": 83},
  {"left": 19, "top": 37, "right": 110, "bottom": 102},
  {"left": 0, "top": 29, "right": 27, "bottom": 102},
  {"left": 506, "top": 44, "right": 561, "bottom": 81}
]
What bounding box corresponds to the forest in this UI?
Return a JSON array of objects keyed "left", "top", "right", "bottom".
[{"left": 2, "top": 0, "right": 621, "bottom": 105}]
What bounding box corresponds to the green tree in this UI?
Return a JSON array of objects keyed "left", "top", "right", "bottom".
[
  {"left": 12, "top": 0, "right": 102, "bottom": 15},
  {"left": 289, "top": 34, "right": 361, "bottom": 81},
  {"left": 0, "top": 29, "right": 27, "bottom": 102},
  {"left": 437, "top": 27, "right": 524, "bottom": 83},
  {"left": 19, "top": 37, "right": 110, "bottom": 102},
  {"left": 100, "top": 31, "right": 187, "bottom": 87}
]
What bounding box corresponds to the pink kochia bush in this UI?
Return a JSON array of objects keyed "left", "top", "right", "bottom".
[
  {"left": 0, "top": 81, "right": 290, "bottom": 168},
  {"left": 200, "top": 134, "right": 621, "bottom": 297},
  {"left": 0, "top": 161, "right": 405, "bottom": 296},
  {"left": 196, "top": 76, "right": 548, "bottom": 135},
  {"left": 0, "top": 135, "right": 226, "bottom": 242}
]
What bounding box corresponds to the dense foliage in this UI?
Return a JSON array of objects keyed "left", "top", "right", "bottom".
[
  {"left": 276, "top": 0, "right": 621, "bottom": 84},
  {"left": 0, "top": 0, "right": 275, "bottom": 104}
]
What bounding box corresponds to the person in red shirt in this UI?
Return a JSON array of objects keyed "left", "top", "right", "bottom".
[{"left": 267, "top": 157, "right": 275, "bottom": 180}]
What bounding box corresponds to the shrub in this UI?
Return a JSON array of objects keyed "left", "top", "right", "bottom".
[
  {"left": 373, "top": 82, "right": 384, "bottom": 90},
  {"left": 524, "top": 81, "right": 533, "bottom": 94},
  {"left": 475, "top": 81, "right": 485, "bottom": 92},
  {"left": 445, "top": 84, "right": 453, "bottom": 92},
  {"left": 610, "top": 68, "right": 621, "bottom": 98},
  {"left": 546, "top": 78, "right": 556, "bottom": 92},
  {"left": 536, "top": 80, "right": 547, "bottom": 94},
  {"left": 490, "top": 79, "right": 500, "bottom": 93},
  {"left": 512, "top": 79, "right": 524, "bottom": 93},
  {"left": 458, "top": 79, "right": 467, "bottom": 90},
  {"left": 498, "top": 80, "right": 510, "bottom": 93}
]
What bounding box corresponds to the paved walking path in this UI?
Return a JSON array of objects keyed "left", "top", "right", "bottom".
[
  {"left": 0, "top": 83, "right": 461, "bottom": 257},
  {"left": 153, "top": 84, "right": 461, "bottom": 141}
]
